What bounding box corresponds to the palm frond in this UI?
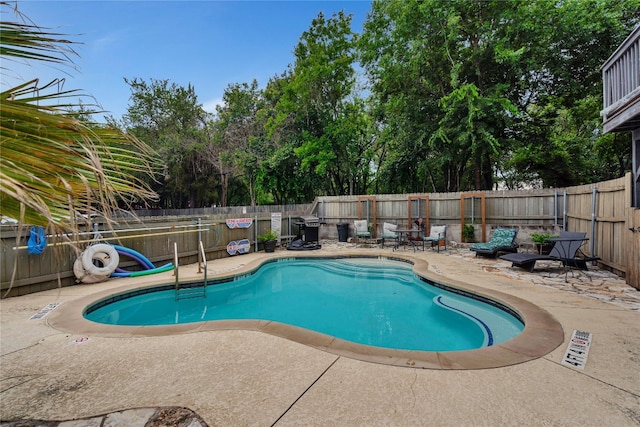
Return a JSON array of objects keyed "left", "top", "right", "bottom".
[
  {"left": 0, "top": 1, "right": 78, "bottom": 69},
  {"left": 1, "top": 78, "right": 160, "bottom": 231},
  {"left": 1, "top": 2, "right": 161, "bottom": 233}
]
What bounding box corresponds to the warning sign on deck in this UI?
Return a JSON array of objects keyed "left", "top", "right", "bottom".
[
  {"left": 561, "top": 330, "right": 592, "bottom": 370},
  {"left": 29, "top": 303, "right": 60, "bottom": 320}
]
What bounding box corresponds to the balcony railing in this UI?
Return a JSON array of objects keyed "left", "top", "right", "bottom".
[{"left": 602, "top": 25, "right": 640, "bottom": 133}]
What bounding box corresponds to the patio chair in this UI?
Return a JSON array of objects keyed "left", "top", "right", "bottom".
[
  {"left": 470, "top": 228, "right": 518, "bottom": 258},
  {"left": 380, "top": 222, "right": 398, "bottom": 249},
  {"left": 354, "top": 220, "right": 371, "bottom": 246},
  {"left": 423, "top": 224, "right": 447, "bottom": 252},
  {"left": 499, "top": 231, "right": 599, "bottom": 272}
]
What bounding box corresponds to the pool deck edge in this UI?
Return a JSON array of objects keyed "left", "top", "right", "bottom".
[{"left": 46, "top": 250, "right": 564, "bottom": 370}]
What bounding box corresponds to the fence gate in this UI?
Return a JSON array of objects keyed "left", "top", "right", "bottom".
[
  {"left": 627, "top": 208, "right": 640, "bottom": 289},
  {"left": 358, "top": 196, "right": 377, "bottom": 238},
  {"left": 460, "top": 193, "right": 486, "bottom": 243}
]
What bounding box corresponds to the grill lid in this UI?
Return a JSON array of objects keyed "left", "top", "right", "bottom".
[{"left": 300, "top": 215, "right": 319, "bottom": 226}]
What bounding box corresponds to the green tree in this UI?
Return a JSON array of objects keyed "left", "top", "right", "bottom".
[
  {"left": 267, "top": 11, "right": 373, "bottom": 199},
  {"left": 360, "top": 0, "right": 638, "bottom": 191},
  {"left": 506, "top": 0, "right": 639, "bottom": 187},
  {"left": 214, "top": 80, "right": 265, "bottom": 206},
  {"left": 121, "top": 78, "right": 216, "bottom": 208},
  {"left": 258, "top": 71, "right": 315, "bottom": 204},
  {"left": 361, "top": 0, "right": 524, "bottom": 192}
]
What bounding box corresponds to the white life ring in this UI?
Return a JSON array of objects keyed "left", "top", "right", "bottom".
[
  {"left": 74, "top": 252, "right": 111, "bottom": 283},
  {"left": 81, "top": 244, "right": 119, "bottom": 276},
  {"left": 80, "top": 273, "right": 110, "bottom": 284},
  {"left": 73, "top": 257, "right": 87, "bottom": 281}
]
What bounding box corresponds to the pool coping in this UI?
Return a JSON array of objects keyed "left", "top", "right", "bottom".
[{"left": 46, "top": 251, "right": 564, "bottom": 370}]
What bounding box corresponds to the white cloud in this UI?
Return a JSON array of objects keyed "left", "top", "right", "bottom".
[
  {"left": 202, "top": 97, "right": 223, "bottom": 114},
  {"left": 92, "top": 34, "right": 118, "bottom": 51}
]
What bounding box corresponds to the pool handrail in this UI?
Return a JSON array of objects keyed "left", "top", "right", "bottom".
[
  {"left": 174, "top": 241, "right": 179, "bottom": 291},
  {"left": 174, "top": 240, "right": 207, "bottom": 300},
  {"left": 199, "top": 240, "right": 207, "bottom": 291}
]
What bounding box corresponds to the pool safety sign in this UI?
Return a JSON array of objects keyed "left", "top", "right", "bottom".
[
  {"left": 226, "top": 218, "right": 253, "bottom": 229},
  {"left": 29, "top": 303, "right": 60, "bottom": 320},
  {"left": 561, "top": 330, "right": 592, "bottom": 370},
  {"left": 227, "top": 238, "right": 250, "bottom": 255},
  {"left": 271, "top": 212, "right": 282, "bottom": 242}
]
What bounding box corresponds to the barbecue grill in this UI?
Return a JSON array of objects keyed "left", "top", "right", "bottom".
[{"left": 298, "top": 215, "right": 320, "bottom": 242}]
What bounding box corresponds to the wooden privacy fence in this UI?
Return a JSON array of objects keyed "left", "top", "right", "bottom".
[
  {"left": 312, "top": 174, "right": 637, "bottom": 288},
  {"left": 564, "top": 177, "right": 629, "bottom": 275},
  {"left": 2, "top": 175, "right": 638, "bottom": 295},
  {"left": 314, "top": 188, "right": 566, "bottom": 241},
  {"left": 1, "top": 207, "right": 311, "bottom": 297}
]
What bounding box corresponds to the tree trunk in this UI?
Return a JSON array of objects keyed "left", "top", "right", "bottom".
[{"left": 220, "top": 173, "right": 228, "bottom": 207}]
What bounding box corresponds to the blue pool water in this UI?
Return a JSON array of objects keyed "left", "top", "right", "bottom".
[{"left": 84, "top": 258, "right": 524, "bottom": 352}]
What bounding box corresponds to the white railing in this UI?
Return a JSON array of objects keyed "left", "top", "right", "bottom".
[{"left": 602, "top": 25, "right": 640, "bottom": 131}]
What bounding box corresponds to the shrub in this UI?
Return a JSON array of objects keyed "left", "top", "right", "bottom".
[
  {"left": 530, "top": 232, "right": 558, "bottom": 244},
  {"left": 258, "top": 230, "right": 278, "bottom": 243}
]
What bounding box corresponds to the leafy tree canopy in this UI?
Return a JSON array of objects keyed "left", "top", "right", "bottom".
[{"left": 99, "top": 0, "right": 639, "bottom": 207}]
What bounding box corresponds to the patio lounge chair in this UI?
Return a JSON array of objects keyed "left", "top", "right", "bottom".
[
  {"left": 423, "top": 224, "right": 447, "bottom": 252},
  {"left": 354, "top": 220, "right": 371, "bottom": 246},
  {"left": 470, "top": 228, "right": 518, "bottom": 258},
  {"left": 499, "top": 231, "right": 599, "bottom": 272},
  {"left": 380, "top": 222, "right": 398, "bottom": 249}
]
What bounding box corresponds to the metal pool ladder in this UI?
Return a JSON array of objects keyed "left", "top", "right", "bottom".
[{"left": 175, "top": 241, "right": 207, "bottom": 300}]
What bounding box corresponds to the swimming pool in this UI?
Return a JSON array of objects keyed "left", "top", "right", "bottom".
[{"left": 84, "top": 257, "right": 524, "bottom": 352}]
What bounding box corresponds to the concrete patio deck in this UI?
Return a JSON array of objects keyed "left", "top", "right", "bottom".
[{"left": 1, "top": 242, "right": 639, "bottom": 426}]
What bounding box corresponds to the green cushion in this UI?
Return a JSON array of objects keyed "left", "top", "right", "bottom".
[
  {"left": 471, "top": 228, "right": 516, "bottom": 250},
  {"left": 423, "top": 225, "right": 446, "bottom": 242}
]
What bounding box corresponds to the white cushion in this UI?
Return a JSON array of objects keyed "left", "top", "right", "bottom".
[
  {"left": 429, "top": 225, "right": 446, "bottom": 239},
  {"left": 354, "top": 220, "right": 368, "bottom": 233},
  {"left": 383, "top": 222, "right": 397, "bottom": 237}
]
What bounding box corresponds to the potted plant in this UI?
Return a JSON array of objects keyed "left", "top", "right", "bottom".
[
  {"left": 530, "top": 232, "right": 558, "bottom": 255},
  {"left": 258, "top": 230, "right": 278, "bottom": 253},
  {"left": 462, "top": 223, "right": 476, "bottom": 243}
]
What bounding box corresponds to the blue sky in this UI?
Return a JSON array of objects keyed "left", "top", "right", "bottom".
[{"left": 3, "top": 0, "right": 373, "bottom": 120}]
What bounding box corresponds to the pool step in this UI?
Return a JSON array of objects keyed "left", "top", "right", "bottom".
[
  {"left": 176, "top": 282, "right": 206, "bottom": 300},
  {"left": 175, "top": 241, "right": 208, "bottom": 300},
  {"left": 433, "top": 295, "right": 524, "bottom": 346},
  {"left": 293, "top": 259, "right": 414, "bottom": 283}
]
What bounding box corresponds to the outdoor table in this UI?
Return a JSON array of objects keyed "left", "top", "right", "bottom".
[{"left": 395, "top": 228, "right": 421, "bottom": 252}]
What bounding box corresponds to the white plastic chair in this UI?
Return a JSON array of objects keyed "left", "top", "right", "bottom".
[
  {"left": 354, "top": 220, "right": 371, "bottom": 246},
  {"left": 381, "top": 222, "right": 398, "bottom": 249},
  {"left": 423, "top": 225, "right": 447, "bottom": 252}
]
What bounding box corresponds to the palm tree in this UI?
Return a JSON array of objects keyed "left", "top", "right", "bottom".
[{"left": 0, "top": 1, "right": 159, "bottom": 235}]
